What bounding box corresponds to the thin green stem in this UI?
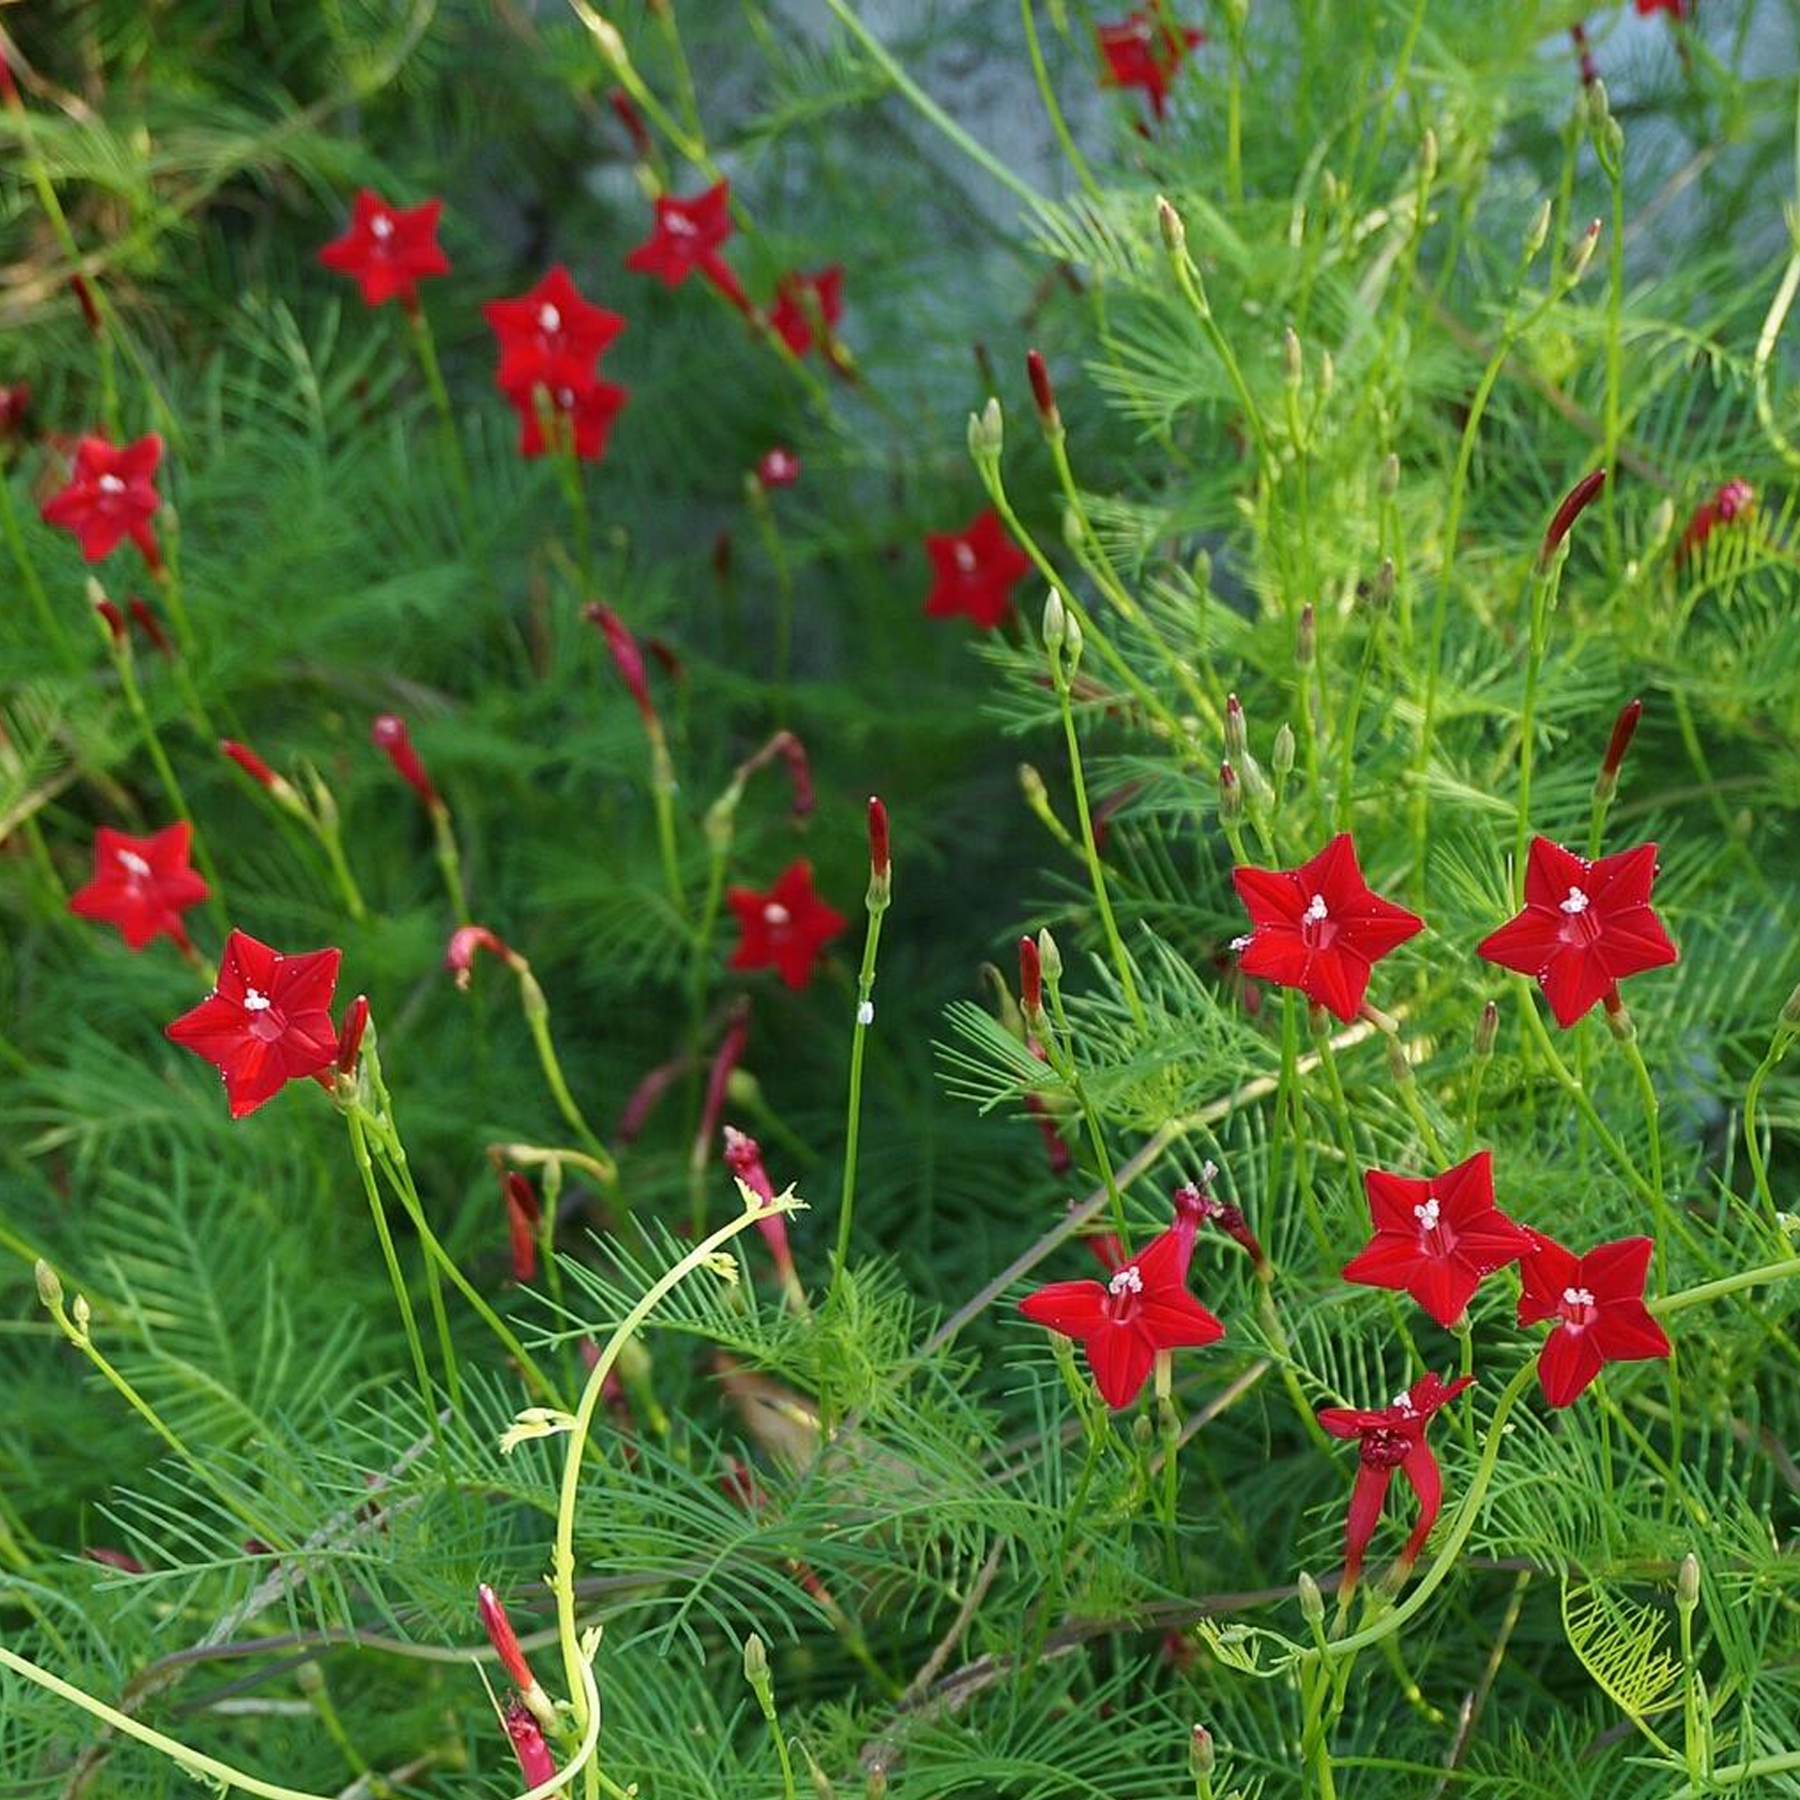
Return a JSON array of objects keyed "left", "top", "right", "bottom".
[
  {"left": 0, "top": 470, "right": 80, "bottom": 673},
  {"left": 833, "top": 899, "right": 886, "bottom": 1284}
]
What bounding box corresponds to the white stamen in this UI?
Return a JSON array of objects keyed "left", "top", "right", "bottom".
[
  {"left": 538, "top": 303, "right": 562, "bottom": 333},
  {"left": 243, "top": 988, "right": 273, "bottom": 1013},
  {"left": 1391, "top": 1392, "right": 1415, "bottom": 1412},
  {"left": 369, "top": 213, "right": 394, "bottom": 240},
  {"left": 1108, "top": 1265, "right": 1144, "bottom": 1297},
  {"left": 666, "top": 212, "right": 697, "bottom": 237},
  {"left": 97, "top": 473, "right": 126, "bottom": 495},
  {"left": 763, "top": 902, "right": 791, "bottom": 927},
  {"left": 1413, "top": 1198, "right": 1440, "bottom": 1231},
  {"left": 856, "top": 1000, "right": 874, "bottom": 1026},
  {"left": 1562, "top": 1285, "right": 1596, "bottom": 1308},
  {"left": 1303, "top": 894, "right": 1329, "bottom": 923},
  {"left": 1559, "top": 887, "right": 1590, "bottom": 915},
  {"left": 116, "top": 850, "right": 152, "bottom": 877},
  {"left": 1229, "top": 933, "right": 1253, "bottom": 953},
  {"left": 954, "top": 542, "right": 978, "bottom": 574},
  {"left": 556, "top": 386, "right": 576, "bottom": 409}
]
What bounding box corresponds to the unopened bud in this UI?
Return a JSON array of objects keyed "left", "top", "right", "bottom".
[
  {"left": 1647, "top": 497, "right": 1675, "bottom": 548},
  {"left": 1189, "top": 1725, "right": 1215, "bottom": 1778},
  {"left": 1156, "top": 194, "right": 1186, "bottom": 251},
  {"left": 1042, "top": 591, "right": 1067, "bottom": 650},
  {"left": 1191, "top": 547, "right": 1212, "bottom": 592},
  {"left": 1283, "top": 326, "right": 1302, "bottom": 388},
  {"left": 1782, "top": 983, "right": 1800, "bottom": 1029},
  {"left": 72, "top": 1294, "right": 90, "bottom": 1334},
  {"left": 1272, "top": 723, "right": 1296, "bottom": 780},
  {"left": 1379, "top": 451, "right": 1400, "bottom": 496},
  {"left": 1418, "top": 127, "right": 1438, "bottom": 184},
  {"left": 1677, "top": 1553, "right": 1700, "bottom": 1611},
  {"left": 1019, "top": 764, "right": 1048, "bottom": 809},
  {"left": 866, "top": 1765, "right": 888, "bottom": 1800},
  {"left": 743, "top": 1632, "right": 770, "bottom": 1692},
  {"left": 1541, "top": 469, "right": 1606, "bottom": 568},
  {"left": 1026, "top": 348, "right": 1061, "bottom": 435},
  {"left": 1019, "top": 935, "right": 1043, "bottom": 1021},
  {"left": 1474, "top": 999, "right": 1499, "bottom": 1059},
  {"left": 1298, "top": 1571, "right": 1324, "bottom": 1622},
  {"left": 1523, "top": 198, "right": 1552, "bottom": 263},
  {"left": 1296, "top": 604, "right": 1316, "bottom": 667},
  {"left": 1218, "top": 760, "right": 1242, "bottom": 826},
  {"left": 1567, "top": 219, "right": 1602, "bottom": 285},
  {"left": 967, "top": 396, "right": 1003, "bottom": 460},
  {"left": 1371, "top": 558, "right": 1395, "bottom": 609},
  {"left": 1598, "top": 698, "right": 1642, "bottom": 791},
  {"left": 1063, "top": 609, "right": 1084, "bottom": 667},
  {"left": 1586, "top": 77, "right": 1611, "bottom": 129},
  {"left": 1224, "top": 693, "right": 1246, "bottom": 759},
  {"left": 34, "top": 1259, "right": 62, "bottom": 1311},
  {"left": 1036, "top": 927, "right": 1063, "bottom": 983}
]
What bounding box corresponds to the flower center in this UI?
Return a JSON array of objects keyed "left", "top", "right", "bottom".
[
  {"left": 556, "top": 387, "right": 576, "bottom": 410},
  {"left": 1559, "top": 887, "right": 1589, "bottom": 915},
  {"left": 1108, "top": 1266, "right": 1144, "bottom": 1297},
  {"left": 538, "top": 303, "right": 562, "bottom": 334},
  {"left": 369, "top": 213, "right": 394, "bottom": 241},
  {"left": 1360, "top": 1426, "right": 1411, "bottom": 1469},
  {"left": 1559, "top": 1284, "right": 1598, "bottom": 1327},
  {"left": 1412, "top": 1195, "right": 1457, "bottom": 1256},
  {"left": 97, "top": 473, "right": 126, "bottom": 495},
  {"left": 666, "top": 211, "right": 698, "bottom": 239},
  {"left": 116, "top": 849, "right": 152, "bottom": 878},
  {"left": 243, "top": 988, "right": 272, "bottom": 1012},
  {"left": 1556, "top": 884, "right": 1605, "bottom": 948},
  {"left": 954, "top": 542, "right": 978, "bottom": 574},
  {"left": 1300, "top": 893, "right": 1338, "bottom": 952},
  {"left": 762, "top": 902, "right": 791, "bottom": 928},
  {"left": 1228, "top": 932, "right": 1253, "bottom": 952}
]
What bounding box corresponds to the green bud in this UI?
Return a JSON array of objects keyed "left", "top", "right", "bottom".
[
  {"left": 1586, "top": 77, "right": 1611, "bottom": 130},
  {"left": 1677, "top": 1553, "right": 1700, "bottom": 1611},
  {"left": 1379, "top": 451, "right": 1400, "bottom": 496},
  {"left": 1036, "top": 927, "right": 1063, "bottom": 983},
  {"left": 1523, "top": 198, "right": 1552, "bottom": 263},
  {"left": 1567, "top": 219, "right": 1602, "bottom": 285},
  {"left": 1218, "top": 760, "right": 1243, "bottom": 826},
  {"left": 1191, "top": 548, "right": 1213, "bottom": 593},
  {"left": 1019, "top": 763, "right": 1049, "bottom": 808},
  {"left": 1271, "top": 724, "right": 1296, "bottom": 780},
  {"left": 1283, "top": 326, "right": 1302, "bottom": 389},
  {"left": 1063, "top": 609, "right": 1084, "bottom": 668},
  {"left": 866, "top": 1766, "right": 888, "bottom": 1800},
  {"left": 1132, "top": 1413, "right": 1154, "bottom": 1447},
  {"left": 1781, "top": 982, "right": 1800, "bottom": 1029},
  {"left": 1061, "top": 500, "right": 1084, "bottom": 552},
  {"left": 1647, "top": 497, "right": 1676, "bottom": 547},
  {"left": 1418, "top": 127, "right": 1438, "bottom": 185},
  {"left": 966, "top": 397, "right": 1003, "bottom": 461},
  {"left": 802, "top": 1744, "right": 840, "bottom": 1797},
  {"left": 1474, "top": 999, "right": 1499, "bottom": 1059},
  {"left": 1602, "top": 116, "right": 1624, "bottom": 166},
  {"left": 1042, "top": 591, "right": 1067, "bottom": 650},
  {"left": 1224, "top": 693, "right": 1247, "bottom": 759},
  {"left": 1157, "top": 194, "right": 1187, "bottom": 252},
  {"left": 34, "top": 1259, "right": 63, "bottom": 1311},
  {"left": 1298, "top": 1571, "right": 1324, "bottom": 1623},
  {"left": 72, "top": 1294, "right": 91, "bottom": 1335},
  {"left": 1318, "top": 350, "right": 1335, "bottom": 400},
  {"left": 743, "top": 1633, "right": 770, "bottom": 1692},
  {"left": 1371, "top": 558, "right": 1395, "bottom": 609}
]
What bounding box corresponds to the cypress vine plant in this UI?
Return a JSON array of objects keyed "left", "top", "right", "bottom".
[{"left": 4, "top": 2, "right": 1800, "bottom": 1797}]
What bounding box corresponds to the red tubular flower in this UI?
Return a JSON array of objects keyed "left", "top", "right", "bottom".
[
  {"left": 756, "top": 446, "right": 801, "bottom": 489},
  {"left": 503, "top": 1172, "right": 541, "bottom": 1282},
  {"left": 446, "top": 925, "right": 516, "bottom": 990},
  {"left": 478, "top": 1584, "right": 539, "bottom": 1692},
  {"left": 165, "top": 930, "right": 342, "bottom": 1119},
  {"left": 698, "top": 1004, "right": 751, "bottom": 1161},
  {"left": 1476, "top": 837, "right": 1677, "bottom": 1029},
  {"left": 127, "top": 596, "right": 173, "bottom": 659},
  {"left": 1026, "top": 348, "right": 1059, "bottom": 430},
  {"left": 1096, "top": 9, "right": 1204, "bottom": 120},
  {"left": 0, "top": 380, "right": 30, "bottom": 438},
  {"left": 317, "top": 191, "right": 449, "bottom": 309},
  {"left": 220, "top": 739, "right": 279, "bottom": 789},
  {"left": 335, "top": 995, "right": 370, "bottom": 1075},
  {"left": 511, "top": 377, "right": 629, "bottom": 463},
  {"left": 616, "top": 1049, "right": 691, "bottom": 1143},
  {"left": 68, "top": 823, "right": 209, "bottom": 953},
  {"left": 1517, "top": 1230, "right": 1669, "bottom": 1406},
  {"left": 1319, "top": 1372, "right": 1474, "bottom": 1593},
  {"left": 85, "top": 1547, "right": 147, "bottom": 1574},
  {"left": 774, "top": 731, "right": 814, "bottom": 820},
  {"left": 723, "top": 1124, "right": 796, "bottom": 1283},
  {"left": 1340, "top": 1151, "right": 1533, "bottom": 1328},
  {"left": 727, "top": 861, "right": 847, "bottom": 991},
  {"left": 1539, "top": 469, "right": 1606, "bottom": 568},
  {"left": 1020, "top": 1225, "right": 1225, "bottom": 1409},
  {"left": 1171, "top": 1169, "right": 1267, "bottom": 1275},
  {"left": 768, "top": 266, "right": 844, "bottom": 357},
  {"left": 1599, "top": 698, "right": 1643, "bottom": 786},
  {"left": 1230, "top": 833, "right": 1424, "bottom": 1022},
  {"left": 625, "top": 182, "right": 748, "bottom": 312},
  {"left": 41, "top": 433, "right": 163, "bottom": 567},
  {"left": 1677, "top": 479, "right": 1754, "bottom": 561},
  {"left": 69, "top": 274, "right": 102, "bottom": 336},
  {"left": 585, "top": 601, "right": 655, "bottom": 719},
  {"left": 609, "top": 88, "right": 653, "bottom": 157},
  {"left": 483, "top": 264, "right": 626, "bottom": 398},
  {"left": 93, "top": 597, "right": 126, "bottom": 643},
  {"left": 503, "top": 1700, "right": 558, "bottom": 1786},
  {"left": 867, "top": 796, "right": 891, "bottom": 885},
  {"left": 923, "top": 508, "right": 1032, "bottom": 629},
  {"left": 1018, "top": 935, "right": 1043, "bottom": 1020},
  {"left": 370, "top": 713, "right": 439, "bottom": 809}
]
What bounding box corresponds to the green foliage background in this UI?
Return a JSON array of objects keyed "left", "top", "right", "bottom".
[{"left": 3, "top": 1, "right": 1800, "bottom": 1796}]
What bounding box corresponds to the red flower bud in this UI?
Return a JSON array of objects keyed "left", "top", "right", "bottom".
[
  {"left": 69, "top": 273, "right": 101, "bottom": 337},
  {"left": 220, "top": 739, "right": 278, "bottom": 788},
  {"left": 756, "top": 446, "right": 800, "bottom": 489},
  {"left": 85, "top": 1546, "right": 146, "bottom": 1574},
  {"left": 1540, "top": 468, "right": 1606, "bottom": 567},
  {"left": 585, "top": 601, "right": 655, "bottom": 720},
  {"left": 0, "top": 50, "right": 18, "bottom": 108},
  {"left": 127, "top": 595, "right": 173, "bottom": 660},
  {"left": 1224, "top": 692, "right": 1246, "bottom": 759},
  {"left": 1599, "top": 696, "right": 1642, "bottom": 785},
  {"left": 1026, "top": 348, "right": 1060, "bottom": 432},
  {"left": 608, "top": 88, "right": 653, "bottom": 159},
  {"left": 94, "top": 597, "right": 126, "bottom": 644},
  {"left": 335, "top": 995, "right": 370, "bottom": 1074},
  {"left": 446, "top": 925, "right": 514, "bottom": 990},
  {"left": 698, "top": 1005, "right": 750, "bottom": 1159},
  {"left": 503, "top": 1699, "right": 557, "bottom": 1786},
  {"left": 0, "top": 381, "right": 30, "bottom": 438},
  {"left": 1018, "top": 935, "right": 1043, "bottom": 1019},
  {"left": 775, "top": 730, "right": 814, "bottom": 819},
  {"left": 723, "top": 1124, "right": 794, "bottom": 1280},
  {"left": 370, "top": 713, "right": 438, "bottom": 808},
  {"left": 867, "top": 795, "right": 890, "bottom": 883},
  {"left": 478, "top": 1584, "right": 538, "bottom": 1692},
  {"left": 617, "top": 1050, "right": 688, "bottom": 1143},
  {"left": 502, "top": 1172, "right": 541, "bottom": 1282}
]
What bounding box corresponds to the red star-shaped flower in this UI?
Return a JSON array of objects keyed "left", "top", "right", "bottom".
[
  {"left": 1020, "top": 1225, "right": 1225, "bottom": 1409},
  {"left": 1517, "top": 1229, "right": 1670, "bottom": 1407},
  {"left": 41, "top": 433, "right": 163, "bottom": 567},
  {"left": 625, "top": 182, "right": 748, "bottom": 312},
  {"left": 166, "top": 929, "right": 342, "bottom": 1119},
  {"left": 1096, "top": 9, "right": 1204, "bottom": 120},
  {"left": 769, "top": 266, "right": 844, "bottom": 357},
  {"left": 1476, "top": 837, "right": 1677, "bottom": 1029},
  {"left": 923, "top": 509, "right": 1031, "bottom": 629},
  {"left": 68, "top": 823, "right": 209, "bottom": 952},
  {"left": 482, "top": 265, "right": 626, "bottom": 399},
  {"left": 1318, "top": 1371, "right": 1474, "bottom": 1593},
  {"left": 506, "top": 377, "right": 629, "bottom": 463},
  {"left": 1635, "top": 0, "right": 1683, "bottom": 16},
  {"left": 726, "top": 860, "right": 847, "bottom": 991},
  {"left": 1341, "top": 1151, "right": 1533, "bottom": 1328},
  {"left": 317, "top": 190, "right": 449, "bottom": 309},
  {"left": 1230, "top": 833, "right": 1423, "bottom": 1022}
]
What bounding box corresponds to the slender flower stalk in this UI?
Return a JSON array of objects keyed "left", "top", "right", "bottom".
[{"left": 834, "top": 797, "right": 891, "bottom": 1287}]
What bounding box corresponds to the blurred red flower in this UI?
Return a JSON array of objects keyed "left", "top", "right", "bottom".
[
  {"left": 68, "top": 823, "right": 208, "bottom": 952},
  {"left": 41, "top": 433, "right": 163, "bottom": 567},
  {"left": 923, "top": 509, "right": 1031, "bottom": 629},
  {"left": 727, "top": 860, "right": 846, "bottom": 990},
  {"left": 318, "top": 191, "right": 449, "bottom": 308}
]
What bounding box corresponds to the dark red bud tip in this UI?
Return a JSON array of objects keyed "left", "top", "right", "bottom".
[
  {"left": 584, "top": 602, "right": 655, "bottom": 720},
  {"left": 1540, "top": 468, "right": 1606, "bottom": 566},
  {"left": 128, "top": 596, "right": 173, "bottom": 659},
  {"left": 867, "top": 796, "right": 890, "bottom": 881},
  {"left": 1026, "top": 348, "right": 1058, "bottom": 426},
  {"left": 1601, "top": 697, "right": 1642, "bottom": 778},
  {"left": 335, "top": 995, "right": 370, "bottom": 1074},
  {"left": 94, "top": 599, "right": 126, "bottom": 644},
  {"left": 608, "top": 87, "right": 653, "bottom": 157},
  {"left": 776, "top": 732, "right": 814, "bottom": 820},
  {"left": 446, "top": 925, "right": 513, "bottom": 989},
  {"left": 1018, "top": 935, "right": 1043, "bottom": 1017},
  {"left": 0, "top": 381, "right": 30, "bottom": 436},
  {"left": 502, "top": 1173, "right": 541, "bottom": 1282},
  {"left": 756, "top": 446, "right": 800, "bottom": 489},
  {"left": 220, "top": 739, "right": 278, "bottom": 788},
  {"left": 370, "top": 712, "right": 439, "bottom": 808},
  {"left": 69, "top": 273, "right": 101, "bottom": 337},
  {"left": 478, "top": 1583, "right": 538, "bottom": 1692}
]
